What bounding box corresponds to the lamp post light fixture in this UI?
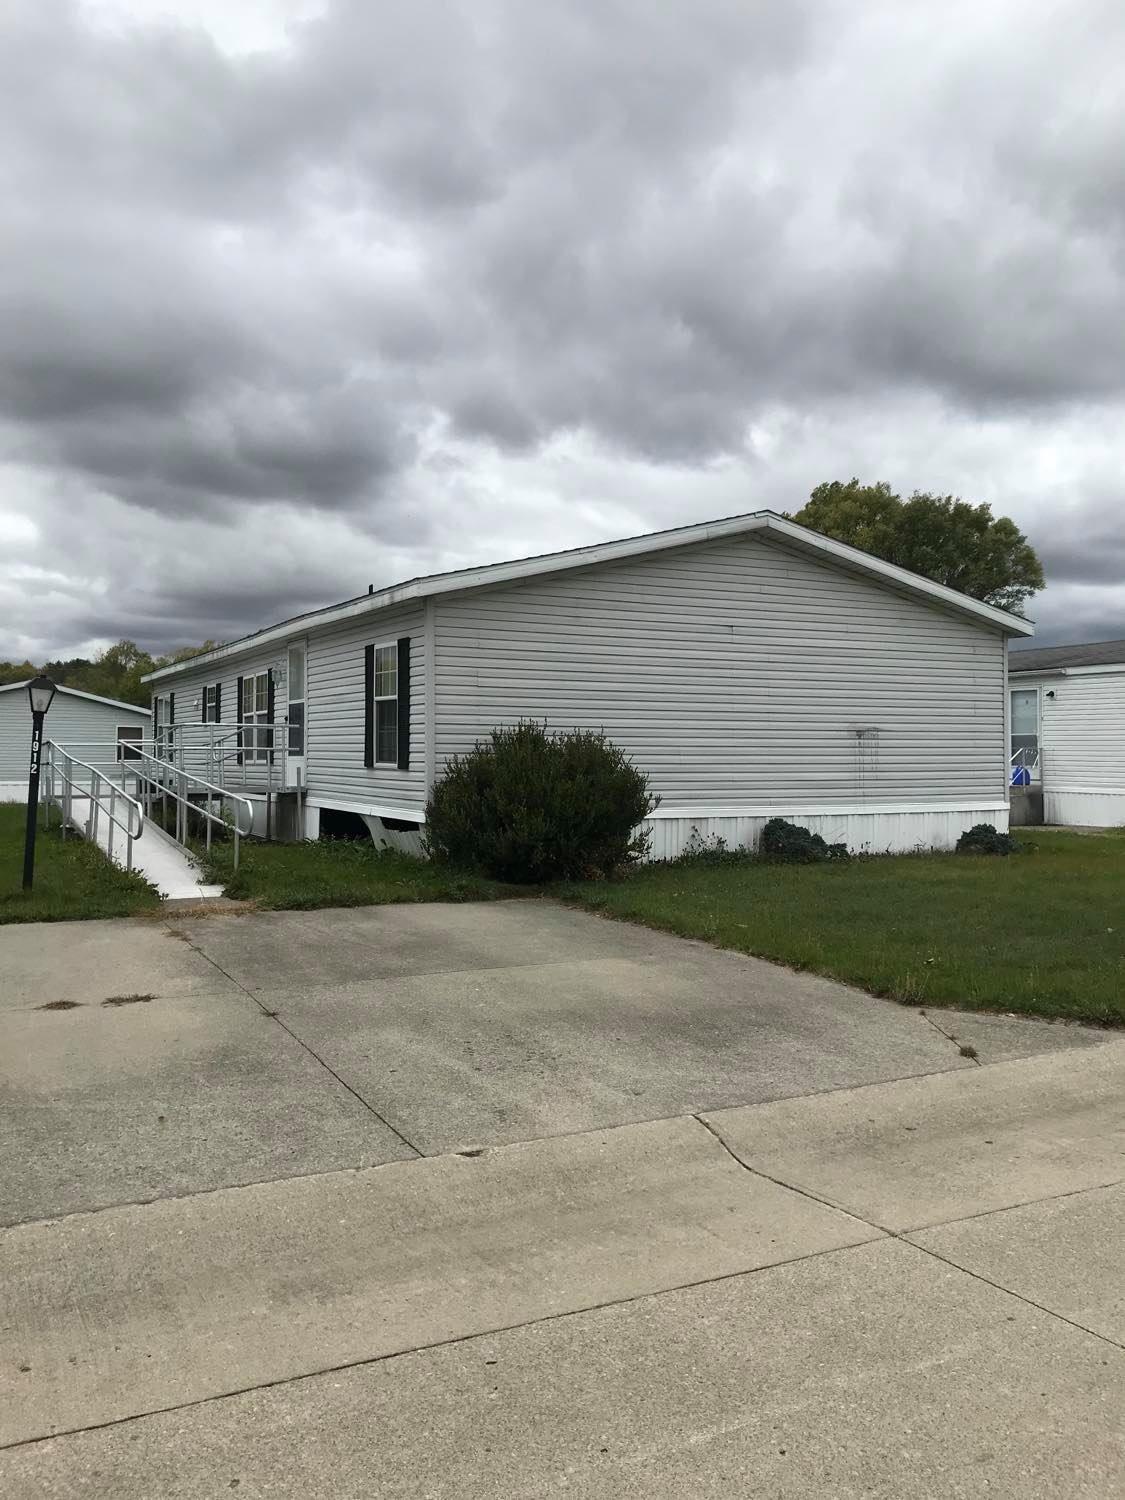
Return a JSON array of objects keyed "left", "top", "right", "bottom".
[{"left": 23, "top": 674, "right": 57, "bottom": 890}]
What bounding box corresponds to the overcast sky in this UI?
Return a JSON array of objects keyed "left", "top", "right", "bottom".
[{"left": 2, "top": 0, "right": 1123, "bottom": 660}]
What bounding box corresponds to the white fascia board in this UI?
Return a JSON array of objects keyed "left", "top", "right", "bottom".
[
  {"left": 143, "top": 507, "right": 1033, "bottom": 685},
  {"left": 1055, "top": 663, "right": 1125, "bottom": 678},
  {"left": 1009, "top": 663, "right": 1125, "bottom": 679}
]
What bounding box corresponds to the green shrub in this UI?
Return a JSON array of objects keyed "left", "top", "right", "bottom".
[
  {"left": 425, "top": 721, "right": 657, "bottom": 883},
  {"left": 760, "top": 817, "right": 849, "bottom": 864},
  {"left": 956, "top": 823, "right": 1021, "bottom": 856}
]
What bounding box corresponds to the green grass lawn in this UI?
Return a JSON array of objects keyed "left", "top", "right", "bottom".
[
  {"left": 201, "top": 836, "right": 524, "bottom": 910},
  {"left": 0, "top": 803, "right": 160, "bottom": 924},
  {"left": 560, "top": 829, "right": 1125, "bottom": 1028}
]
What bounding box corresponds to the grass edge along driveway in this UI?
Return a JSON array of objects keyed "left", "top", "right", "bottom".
[{"left": 560, "top": 829, "right": 1125, "bottom": 1029}]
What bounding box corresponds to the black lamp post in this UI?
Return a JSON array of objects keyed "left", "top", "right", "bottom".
[{"left": 23, "top": 674, "right": 57, "bottom": 891}]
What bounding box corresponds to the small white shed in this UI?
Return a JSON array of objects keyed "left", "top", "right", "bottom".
[
  {"left": 0, "top": 683, "right": 151, "bottom": 802},
  {"left": 1008, "top": 639, "right": 1125, "bottom": 827}
]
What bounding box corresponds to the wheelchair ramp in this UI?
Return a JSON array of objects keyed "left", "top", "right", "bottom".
[{"left": 59, "top": 792, "right": 224, "bottom": 900}]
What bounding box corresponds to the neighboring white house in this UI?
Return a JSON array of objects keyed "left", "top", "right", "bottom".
[
  {"left": 139, "top": 510, "right": 1033, "bottom": 856},
  {"left": 0, "top": 683, "right": 150, "bottom": 802},
  {"left": 1008, "top": 638, "right": 1125, "bottom": 828}
]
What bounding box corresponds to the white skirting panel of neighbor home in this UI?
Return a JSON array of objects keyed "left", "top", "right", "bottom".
[{"left": 1044, "top": 789, "right": 1125, "bottom": 828}]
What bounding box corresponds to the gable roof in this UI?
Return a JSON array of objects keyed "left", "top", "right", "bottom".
[
  {"left": 143, "top": 509, "right": 1034, "bottom": 684},
  {"left": 0, "top": 681, "right": 152, "bottom": 717},
  {"left": 1010, "top": 638, "right": 1125, "bottom": 674}
]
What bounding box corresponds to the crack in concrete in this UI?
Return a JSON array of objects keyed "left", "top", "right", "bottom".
[
  {"left": 917, "top": 1007, "right": 983, "bottom": 1065},
  {"left": 693, "top": 1114, "right": 1125, "bottom": 1356},
  {"left": 169, "top": 923, "right": 423, "bottom": 1160},
  {"left": 0, "top": 1237, "right": 882, "bottom": 1454}
]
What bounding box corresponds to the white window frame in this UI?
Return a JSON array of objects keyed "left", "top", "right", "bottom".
[
  {"left": 287, "top": 642, "right": 306, "bottom": 757},
  {"left": 154, "top": 694, "right": 172, "bottom": 753},
  {"left": 242, "top": 671, "right": 271, "bottom": 763},
  {"left": 373, "top": 641, "right": 398, "bottom": 766},
  {"left": 203, "top": 683, "right": 220, "bottom": 723}
]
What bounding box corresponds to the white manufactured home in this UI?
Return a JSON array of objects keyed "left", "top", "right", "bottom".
[
  {"left": 139, "top": 510, "right": 1033, "bottom": 857},
  {"left": 0, "top": 683, "right": 150, "bottom": 803},
  {"left": 1008, "top": 638, "right": 1125, "bottom": 828}
]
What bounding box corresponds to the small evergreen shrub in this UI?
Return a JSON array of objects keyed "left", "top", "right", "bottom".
[
  {"left": 759, "top": 817, "right": 849, "bottom": 864},
  {"left": 956, "top": 823, "right": 1021, "bottom": 856},
  {"left": 424, "top": 721, "right": 658, "bottom": 883}
]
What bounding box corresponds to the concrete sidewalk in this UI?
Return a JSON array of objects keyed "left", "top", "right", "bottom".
[{"left": 1, "top": 903, "right": 1121, "bottom": 1496}]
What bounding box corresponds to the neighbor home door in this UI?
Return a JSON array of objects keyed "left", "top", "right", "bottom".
[
  {"left": 287, "top": 641, "right": 306, "bottom": 787},
  {"left": 1010, "top": 687, "right": 1039, "bottom": 781}
]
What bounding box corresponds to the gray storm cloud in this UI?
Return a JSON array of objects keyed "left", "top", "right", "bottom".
[{"left": 1, "top": 0, "right": 1123, "bottom": 657}]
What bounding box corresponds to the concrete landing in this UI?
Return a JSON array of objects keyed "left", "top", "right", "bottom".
[{"left": 58, "top": 795, "right": 224, "bottom": 901}]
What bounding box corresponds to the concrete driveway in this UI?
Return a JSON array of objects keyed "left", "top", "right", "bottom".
[{"left": 1, "top": 900, "right": 1122, "bottom": 1496}]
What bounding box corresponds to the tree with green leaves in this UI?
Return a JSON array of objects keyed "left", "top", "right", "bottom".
[
  {"left": 0, "top": 638, "right": 222, "bottom": 706},
  {"left": 789, "top": 480, "right": 1044, "bottom": 615}
]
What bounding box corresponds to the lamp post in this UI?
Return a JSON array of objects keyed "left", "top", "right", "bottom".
[{"left": 23, "top": 675, "right": 56, "bottom": 891}]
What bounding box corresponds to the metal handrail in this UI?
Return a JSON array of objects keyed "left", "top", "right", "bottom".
[
  {"left": 154, "top": 722, "right": 292, "bottom": 794},
  {"left": 131, "top": 748, "right": 255, "bottom": 870},
  {"left": 43, "top": 742, "right": 145, "bottom": 872},
  {"left": 1009, "top": 745, "right": 1041, "bottom": 787}
]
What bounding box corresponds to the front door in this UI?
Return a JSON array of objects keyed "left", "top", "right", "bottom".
[
  {"left": 287, "top": 641, "right": 306, "bottom": 787},
  {"left": 1010, "top": 687, "right": 1039, "bottom": 781}
]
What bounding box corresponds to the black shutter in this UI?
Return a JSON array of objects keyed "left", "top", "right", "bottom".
[
  {"left": 215, "top": 682, "right": 222, "bottom": 723},
  {"left": 236, "top": 676, "right": 244, "bottom": 765},
  {"left": 267, "top": 669, "right": 276, "bottom": 764},
  {"left": 168, "top": 692, "right": 174, "bottom": 723},
  {"left": 363, "top": 645, "right": 375, "bottom": 768},
  {"left": 201, "top": 686, "right": 207, "bottom": 724},
  {"left": 396, "top": 637, "right": 411, "bottom": 771}
]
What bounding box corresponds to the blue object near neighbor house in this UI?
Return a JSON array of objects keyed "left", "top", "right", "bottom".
[{"left": 1011, "top": 765, "right": 1031, "bottom": 787}]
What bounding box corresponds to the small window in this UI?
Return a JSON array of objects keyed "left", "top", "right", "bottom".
[
  {"left": 117, "top": 725, "right": 143, "bottom": 761},
  {"left": 203, "top": 684, "right": 220, "bottom": 723},
  {"left": 373, "top": 643, "right": 398, "bottom": 764}
]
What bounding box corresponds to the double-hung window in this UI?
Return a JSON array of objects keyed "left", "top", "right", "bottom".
[
  {"left": 203, "top": 684, "right": 220, "bottom": 723},
  {"left": 373, "top": 643, "right": 398, "bottom": 765},
  {"left": 242, "top": 672, "right": 271, "bottom": 762}
]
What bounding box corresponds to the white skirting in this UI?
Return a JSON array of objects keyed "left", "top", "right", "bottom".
[
  {"left": 642, "top": 803, "right": 1010, "bottom": 860},
  {"left": 1043, "top": 788, "right": 1125, "bottom": 828},
  {"left": 0, "top": 780, "right": 28, "bottom": 802},
  {"left": 359, "top": 814, "right": 427, "bottom": 856}
]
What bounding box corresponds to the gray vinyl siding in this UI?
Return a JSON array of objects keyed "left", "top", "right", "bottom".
[
  {"left": 305, "top": 606, "right": 427, "bottom": 810},
  {"left": 432, "top": 533, "right": 1006, "bottom": 807},
  {"left": 151, "top": 652, "right": 286, "bottom": 734},
  {"left": 1020, "top": 671, "right": 1125, "bottom": 791},
  {"left": 0, "top": 690, "right": 148, "bottom": 785}
]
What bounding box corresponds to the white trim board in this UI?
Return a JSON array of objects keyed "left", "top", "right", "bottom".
[
  {"left": 143, "top": 510, "right": 1034, "bottom": 684},
  {"left": 648, "top": 800, "right": 1008, "bottom": 820},
  {"left": 1010, "top": 663, "right": 1125, "bottom": 679},
  {"left": 305, "top": 794, "right": 426, "bottom": 823}
]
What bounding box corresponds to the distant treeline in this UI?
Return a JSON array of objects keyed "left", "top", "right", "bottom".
[{"left": 0, "top": 639, "right": 220, "bottom": 708}]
